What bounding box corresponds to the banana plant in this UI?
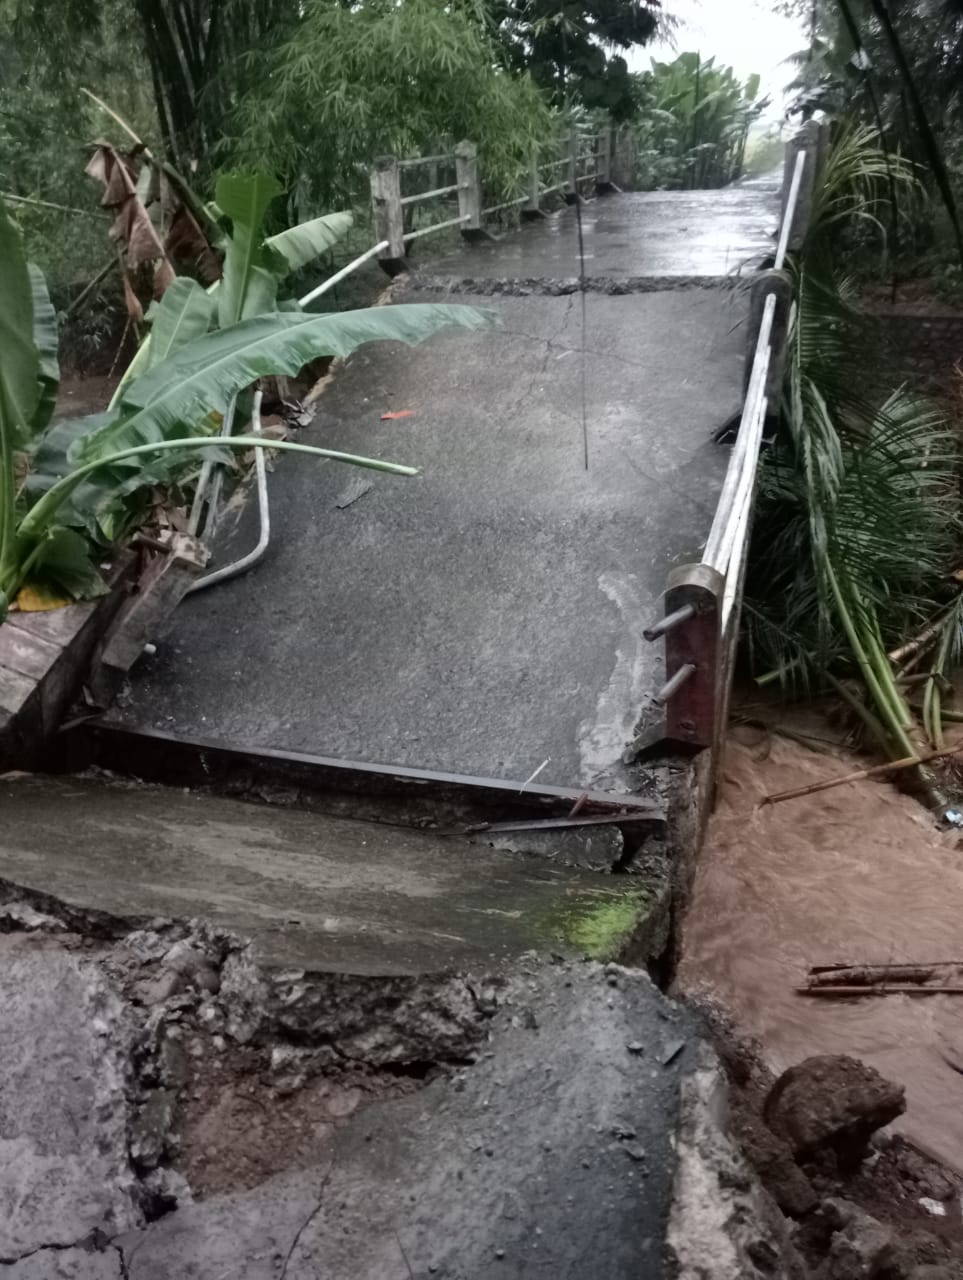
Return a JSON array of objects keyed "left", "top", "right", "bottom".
[
  {"left": 0, "top": 194, "right": 493, "bottom": 618},
  {"left": 635, "top": 54, "right": 767, "bottom": 190},
  {"left": 28, "top": 169, "right": 427, "bottom": 550},
  {"left": 109, "top": 170, "right": 355, "bottom": 404}
]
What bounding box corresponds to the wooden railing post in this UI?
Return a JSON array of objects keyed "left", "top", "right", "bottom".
[
  {"left": 523, "top": 147, "right": 544, "bottom": 221},
  {"left": 455, "top": 140, "right": 492, "bottom": 242},
  {"left": 370, "top": 155, "right": 407, "bottom": 275},
  {"left": 596, "top": 122, "right": 618, "bottom": 193},
  {"left": 781, "top": 122, "right": 823, "bottom": 255},
  {"left": 569, "top": 130, "right": 579, "bottom": 196},
  {"left": 610, "top": 124, "right": 635, "bottom": 190}
]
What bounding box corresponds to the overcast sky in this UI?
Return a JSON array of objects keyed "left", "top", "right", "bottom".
[{"left": 628, "top": 0, "right": 810, "bottom": 123}]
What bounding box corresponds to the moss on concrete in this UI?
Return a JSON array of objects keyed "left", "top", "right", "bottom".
[{"left": 545, "top": 887, "right": 652, "bottom": 961}]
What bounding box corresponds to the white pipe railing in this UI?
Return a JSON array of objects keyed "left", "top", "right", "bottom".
[
  {"left": 188, "top": 390, "right": 270, "bottom": 596},
  {"left": 642, "top": 127, "right": 818, "bottom": 768},
  {"left": 298, "top": 240, "right": 389, "bottom": 307}
]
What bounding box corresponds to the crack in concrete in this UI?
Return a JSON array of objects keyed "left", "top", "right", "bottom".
[
  {"left": 111, "top": 1241, "right": 131, "bottom": 1280},
  {"left": 279, "top": 1153, "right": 339, "bottom": 1279},
  {"left": 501, "top": 293, "right": 577, "bottom": 428},
  {"left": 0, "top": 1237, "right": 116, "bottom": 1268},
  {"left": 410, "top": 274, "right": 743, "bottom": 297}
]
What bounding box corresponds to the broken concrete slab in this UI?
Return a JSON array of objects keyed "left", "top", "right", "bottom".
[
  {"left": 0, "top": 775, "right": 659, "bottom": 977},
  {"left": 0, "top": 858, "right": 800, "bottom": 1279},
  {"left": 119, "top": 964, "right": 697, "bottom": 1280},
  {"left": 0, "top": 1249, "right": 124, "bottom": 1279},
  {"left": 0, "top": 952, "right": 137, "bottom": 1260},
  {"left": 106, "top": 285, "right": 738, "bottom": 790},
  {"left": 426, "top": 185, "right": 780, "bottom": 283},
  {"left": 667, "top": 1046, "right": 807, "bottom": 1280}
]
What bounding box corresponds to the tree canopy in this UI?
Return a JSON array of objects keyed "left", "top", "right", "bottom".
[{"left": 490, "top": 0, "right": 664, "bottom": 119}]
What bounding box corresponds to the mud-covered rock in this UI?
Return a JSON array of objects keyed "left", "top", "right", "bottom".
[
  {"left": 764, "top": 1056, "right": 905, "bottom": 1169},
  {"left": 896, "top": 1144, "right": 958, "bottom": 1202},
  {"left": 823, "top": 1198, "right": 898, "bottom": 1279},
  {"left": 130, "top": 1088, "right": 175, "bottom": 1171},
  {"left": 732, "top": 1099, "right": 818, "bottom": 1218}
]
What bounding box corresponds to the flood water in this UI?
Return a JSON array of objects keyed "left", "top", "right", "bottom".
[{"left": 675, "top": 725, "right": 963, "bottom": 1171}]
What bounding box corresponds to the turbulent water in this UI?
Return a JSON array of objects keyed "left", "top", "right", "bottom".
[{"left": 675, "top": 726, "right": 963, "bottom": 1171}]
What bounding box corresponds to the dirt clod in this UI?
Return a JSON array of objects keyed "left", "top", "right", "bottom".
[
  {"left": 765, "top": 1056, "right": 906, "bottom": 1170},
  {"left": 822, "top": 1197, "right": 897, "bottom": 1279},
  {"left": 696, "top": 1008, "right": 963, "bottom": 1280}
]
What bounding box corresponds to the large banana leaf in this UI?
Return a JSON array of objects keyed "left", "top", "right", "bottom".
[
  {"left": 71, "top": 303, "right": 496, "bottom": 465},
  {"left": 268, "top": 211, "right": 354, "bottom": 275},
  {"left": 0, "top": 197, "right": 40, "bottom": 448},
  {"left": 216, "top": 172, "right": 286, "bottom": 327},
  {"left": 27, "top": 264, "right": 59, "bottom": 439},
  {"left": 147, "top": 278, "right": 215, "bottom": 369},
  {"left": 24, "top": 412, "right": 221, "bottom": 541}
]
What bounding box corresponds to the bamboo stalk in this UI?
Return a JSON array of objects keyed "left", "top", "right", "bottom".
[
  {"left": 1, "top": 192, "right": 105, "bottom": 220},
  {"left": 63, "top": 259, "right": 118, "bottom": 319},
  {"left": 759, "top": 741, "right": 963, "bottom": 805}
]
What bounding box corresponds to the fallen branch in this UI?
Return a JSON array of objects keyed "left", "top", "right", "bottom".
[
  {"left": 797, "top": 985, "right": 963, "bottom": 998},
  {"left": 63, "top": 258, "right": 118, "bottom": 319},
  {"left": 811, "top": 961, "right": 963, "bottom": 974},
  {"left": 888, "top": 611, "right": 949, "bottom": 665},
  {"left": 759, "top": 742, "right": 963, "bottom": 806},
  {"left": 808, "top": 964, "right": 939, "bottom": 987}
]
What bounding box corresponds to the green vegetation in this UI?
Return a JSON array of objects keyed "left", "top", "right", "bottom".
[
  {"left": 229, "top": 0, "right": 551, "bottom": 220},
  {"left": 783, "top": 0, "right": 963, "bottom": 285},
  {"left": 490, "top": 0, "right": 663, "bottom": 119},
  {"left": 745, "top": 128, "right": 963, "bottom": 771},
  {"left": 552, "top": 889, "right": 649, "bottom": 960},
  {"left": 632, "top": 53, "right": 768, "bottom": 190},
  {"left": 0, "top": 190, "right": 493, "bottom": 614}
]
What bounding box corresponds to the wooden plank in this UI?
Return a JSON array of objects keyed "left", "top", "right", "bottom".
[{"left": 0, "top": 626, "right": 61, "bottom": 681}]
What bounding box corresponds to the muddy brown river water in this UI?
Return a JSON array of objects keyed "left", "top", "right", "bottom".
[{"left": 675, "top": 726, "right": 963, "bottom": 1172}]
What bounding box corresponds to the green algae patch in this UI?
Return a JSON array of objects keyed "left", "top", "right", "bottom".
[{"left": 545, "top": 887, "right": 651, "bottom": 961}]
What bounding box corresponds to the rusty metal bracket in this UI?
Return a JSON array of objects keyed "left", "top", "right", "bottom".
[{"left": 634, "top": 563, "right": 723, "bottom": 761}]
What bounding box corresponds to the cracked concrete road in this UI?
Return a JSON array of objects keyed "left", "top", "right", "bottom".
[
  {"left": 114, "top": 965, "right": 695, "bottom": 1280},
  {"left": 108, "top": 181, "right": 781, "bottom": 787},
  {"left": 0, "top": 902, "right": 699, "bottom": 1280},
  {"left": 0, "top": 952, "right": 137, "bottom": 1269}
]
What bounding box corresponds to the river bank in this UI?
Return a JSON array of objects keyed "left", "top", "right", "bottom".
[
  {"left": 672, "top": 711, "right": 963, "bottom": 1273},
  {"left": 676, "top": 714, "right": 963, "bottom": 1172}
]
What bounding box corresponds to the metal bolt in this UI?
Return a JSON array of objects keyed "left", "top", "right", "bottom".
[{"left": 654, "top": 663, "right": 696, "bottom": 706}]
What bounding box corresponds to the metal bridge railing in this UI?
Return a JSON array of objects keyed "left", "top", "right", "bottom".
[{"left": 639, "top": 120, "right": 829, "bottom": 798}]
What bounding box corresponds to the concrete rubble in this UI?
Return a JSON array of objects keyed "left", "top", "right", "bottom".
[
  {"left": 0, "top": 865, "right": 929, "bottom": 1278},
  {"left": 0, "top": 889, "right": 703, "bottom": 1279}
]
